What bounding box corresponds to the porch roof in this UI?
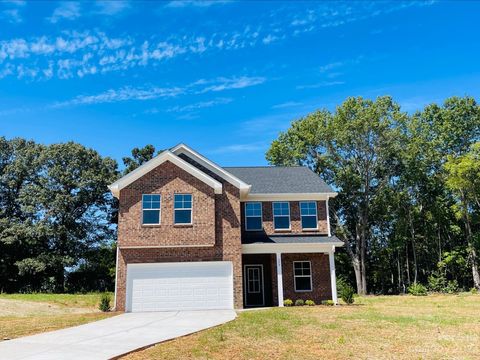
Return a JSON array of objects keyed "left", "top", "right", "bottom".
[{"left": 242, "top": 234, "right": 343, "bottom": 246}]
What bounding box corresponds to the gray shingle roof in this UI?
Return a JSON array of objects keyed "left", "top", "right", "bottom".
[
  {"left": 242, "top": 234, "right": 343, "bottom": 245},
  {"left": 224, "top": 166, "right": 334, "bottom": 194}
]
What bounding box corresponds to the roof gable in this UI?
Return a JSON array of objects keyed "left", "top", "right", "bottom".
[{"left": 108, "top": 151, "right": 223, "bottom": 198}]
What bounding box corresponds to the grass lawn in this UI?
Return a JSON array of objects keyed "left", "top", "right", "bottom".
[
  {"left": 125, "top": 294, "right": 480, "bottom": 360},
  {"left": 0, "top": 293, "right": 117, "bottom": 340}
]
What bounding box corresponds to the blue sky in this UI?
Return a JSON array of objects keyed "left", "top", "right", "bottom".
[{"left": 1, "top": 1, "right": 479, "bottom": 167}]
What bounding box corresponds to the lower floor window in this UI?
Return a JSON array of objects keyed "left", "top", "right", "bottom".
[{"left": 293, "top": 261, "right": 312, "bottom": 292}]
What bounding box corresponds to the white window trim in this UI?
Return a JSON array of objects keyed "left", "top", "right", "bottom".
[
  {"left": 293, "top": 261, "right": 313, "bottom": 292},
  {"left": 142, "top": 194, "right": 161, "bottom": 225},
  {"left": 300, "top": 201, "right": 318, "bottom": 230},
  {"left": 174, "top": 193, "right": 193, "bottom": 225},
  {"left": 272, "top": 201, "right": 291, "bottom": 231},
  {"left": 245, "top": 202, "right": 263, "bottom": 231}
]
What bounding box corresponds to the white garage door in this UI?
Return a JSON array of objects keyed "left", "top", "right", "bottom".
[{"left": 126, "top": 261, "right": 234, "bottom": 312}]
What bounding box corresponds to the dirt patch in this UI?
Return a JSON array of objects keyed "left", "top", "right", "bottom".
[{"left": 0, "top": 299, "right": 99, "bottom": 317}]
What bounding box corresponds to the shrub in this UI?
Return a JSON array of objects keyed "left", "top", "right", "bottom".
[
  {"left": 445, "top": 280, "right": 459, "bottom": 294},
  {"left": 340, "top": 284, "right": 355, "bottom": 304},
  {"left": 283, "top": 299, "right": 293, "bottom": 307},
  {"left": 470, "top": 287, "right": 478, "bottom": 294},
  {"left": 408, "top": 282, "right": 428, "bottom": 296},
  {"left": 295, "top": 299, "right": 305, "bottom": 306},
  {"left": 305, "top": 299, "right": 315, "bottom": 306},
  {"left": 428, "top": 273, "right": 446, "bottom": 293},
  {"left": 321, "top": 300, "right": 334, "bottom": 306},
  {"left": 99, "top": 292, "right": 111, "bottom": 312}
]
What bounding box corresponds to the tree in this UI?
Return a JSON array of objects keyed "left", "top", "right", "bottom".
[
  {"left": 267, "top": 96, "right": 406, "bottom": 294},
  {"left": 122, "top": 144, "right": 160, "bottom": 174}
]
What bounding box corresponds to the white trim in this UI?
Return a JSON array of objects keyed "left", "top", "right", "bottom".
[
  {"left": 276, "top": 253, "right": 284, "bottom": 307},
  {"left": 141, "top": 194, "right": 161, "bottom": 225},
  {"left": 171, "top": 143, "right": 251, "bottom": 196},
  {"left": 244, "top": 264, "right": 265, "bottom": 307},
  {"left": 272, "top": 201, "right": 291, "bottom": 231},
  {"left": 108, "top": 150, "right": 223, "bottom": 198},
  {"left": 119, "top": 244, "right": 214, "bottom": 249},
  {"left": 326, "top": 198, "right": 331, "bottom": 237},
  {"left": 173, "top": 193, "right": 193, "bottom": 225},
  {"left": 113, "top": 246, "right": 119, "bottom": 311},
  {"left": 242, "top": 242, "right": 343, "bottom": 254},
  {"left": 329, "top": 249, "right": 338, "bottom": 305},
  {"left": 245, "top": 202, "right": 263, "bottom": 231},
  {"left": 243, "top": 192, "right": 337, "bottom": 201},
  {"left": 293, "top": 261, "right": 313, "bottom": 292},
  {"left": 300, "top": 201, "right": 318, "bottom": 230}
]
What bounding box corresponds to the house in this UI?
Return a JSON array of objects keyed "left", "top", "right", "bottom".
[{"left": 109, "top": 144, "right": 343, "bottom": 312}]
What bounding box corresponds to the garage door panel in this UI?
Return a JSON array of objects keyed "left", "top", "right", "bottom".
[{"left": 126, "top": 261, "right": 234, "bottom": 312}]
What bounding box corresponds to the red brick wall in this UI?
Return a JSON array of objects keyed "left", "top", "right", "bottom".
[
  {"left": 115, "top": 159, "right": 243, "bottom": 311},
  {"left": 240, "top": 201, "right": 328, "bottom": 238}
]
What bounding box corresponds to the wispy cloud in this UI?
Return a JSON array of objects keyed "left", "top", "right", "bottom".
[
  {"left": 2, "top": 8, "right": 22, "bottom": 23},
  {"left": 196, "top": 76, "right": 265, "bottom": 93},
  {"left": 48, "top": 2, "right": 81, "bottom": 23},
  {"left": 296, "top": 81, "right": 345, "bottom": 90},
  {"left": 167, "top": 97, "right": 233, "bottom": 112},
  {"left": 94, "top": 1, "right": 131, "bottom": 15},
  {"left": 209, "top": 142, "right": 267, "bottom": 154},
  {"left": 165, "top": 0, "right": 232, "bottom": 8},
  {"left": 272, "top": 101, "right": 303, "bottom": 109}
]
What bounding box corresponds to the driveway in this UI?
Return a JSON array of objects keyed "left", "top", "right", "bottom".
[{"left": 0, "top": 310, "right": 236, "bottom": 360}]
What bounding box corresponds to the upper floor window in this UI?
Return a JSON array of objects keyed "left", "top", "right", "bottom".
[
  {"left": 293, "top": 261, "right": 312, "bottom": 292},
  {"left": 245, "top": 202, "right": 262, "bottom": 231},
  {"left": 273, "top": 202, "right": 290, "bottom": 230},
  {"left": 300, "top": 201, "right": 318, "bottom": 230},
  {"left": 142, "top": 194, "right": 161, "bottom": 225},
  {"left": 174, "top": 193, "right": 192, "bottom": 224}
]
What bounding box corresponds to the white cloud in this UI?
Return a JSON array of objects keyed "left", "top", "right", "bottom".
[
  {"left": 94, "top": 1, "right": 131, "bottom": 15},
  {"left": 2, "top": 8, "right": 22, "bottom": 23},
  {"left": 52, "top": 86, "right": 184, "bottom": 107},
  {"left": 197, "top": 76, "right": 265, "bottom": 93},
  {"left": 165, "top": 0, "right": 232, "bottom": 8},
  {"left": 167, "top": 97, "right": 232, "bottom": 112},
  {"left": 48, "top": 2, "right": 81, "bottom": 23},
  {"left": 296, "top": 81, "right": 345, "bottom": 90},
  {"left": 272, "top": 101, "right": 303, "bottom": 109},
  {"left": 209, "top": 142, "right": 267, "bottom": 154}
]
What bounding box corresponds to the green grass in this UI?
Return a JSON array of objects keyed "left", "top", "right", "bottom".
[
  {"left": 126, "top": 293, "right": 480, "bottom": 360},
  {"left": 0, "top": 292, "right": 113, "bottom": 309}
]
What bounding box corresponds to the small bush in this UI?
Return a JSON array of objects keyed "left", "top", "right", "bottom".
[
  {"left": 99, "top": 292, "right": 111, "bottom": 312},
  {"left": 305, "top": 299, "right": 315, "bottom": 306},
  {"left": 470, "top": 287, "right": 478, "bottom": 294},
  {"left": 428, "top": 274, "right": 446, "bottom": 293},
  {"left": 321, "top": 300, "right": 334, "bottom": 306},
  {"left": 408, "top": 282, "right": 428, "bottom": 296},
  {"left": 295, "top": 299, "right": 305, "bottom": 306},
  {"left": 283, "top": 299, "right": 293, "bottom": 307},
  {"left": 445, "top": 280, "right": 459, "bottom": 294},
  {"left": 340, "top": 284, "right": 355, "bottom": 304}
]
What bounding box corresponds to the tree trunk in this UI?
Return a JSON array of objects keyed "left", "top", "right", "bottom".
[
  {"left": 405, "top": 242, "right": 411, "bottom": 286},
  {"left": 407, "top": 209, "right": 418, "bottom": 283},
  {"left": 463, "top": 196, "right": 480, "bottom": 290}
]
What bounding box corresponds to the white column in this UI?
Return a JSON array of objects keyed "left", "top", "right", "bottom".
[
  {"left": 329, "top": 248, "right": 338, "bottom": 305},
  {"left": 276, "top": 252, "right": 284, "bottom": 307}
]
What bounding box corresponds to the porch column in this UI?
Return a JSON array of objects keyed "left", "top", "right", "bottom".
[
  {"left": 276, "top": 252, "right": 284, "bottom": 307},
  {"left": 329, "top": 248, "right": 338, "bottom": 305}
]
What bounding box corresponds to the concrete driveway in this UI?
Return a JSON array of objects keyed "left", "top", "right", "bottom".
[{"left": 0, "top": 310, "right": 236, "bottom": 360}]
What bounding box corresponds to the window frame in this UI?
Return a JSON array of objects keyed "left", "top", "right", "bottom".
[
  {"left": 141, "top": 194, "right": 161, "bottom": 225},
  {"left": 293, "top": 261, "right": 313, "bottom": 292},
  {"left": 272, "top": 201, "right": 291, "bottom": 231},
  {"left": 299, "top": 201, "right": 318, "bottom": 230},
  {"left": 245, "top": 202, "right": 263, "bottom": 231},
  {"left": 173, "top": 193, "right": 193, "bottom": 225}
]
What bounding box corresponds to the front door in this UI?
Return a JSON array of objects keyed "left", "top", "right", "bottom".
[{"left": 244, "top": 264, "right": 264, "bottom": 307}]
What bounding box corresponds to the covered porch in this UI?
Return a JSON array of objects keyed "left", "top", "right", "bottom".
[{"left": 241, "top": 236, "right": 343, "bottom": 308}]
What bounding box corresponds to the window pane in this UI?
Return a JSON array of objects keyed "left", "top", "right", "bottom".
[
  {"left": 273, "top": 202, "right": 290, "bottom": 216},
  {"left": 246, "top": 217, "right": 262, "bottom": 230},
  {"left": 295, "top": 277, "right": 311, "bottom": 291},
  {"left": 274, "top": 216, "right": 290, "bottom": 229},
  {"left": 302, "top": 216, "right": 317, "bottom": 229},
  {"left": 175, "top": 209, "right": 192, "bottom": 224},
  {"left": 143, "top": 210, "right": 160, "bottom": 224},
  {"left": 246, "top": 203, "right": 261, "bottom": 216},
  {"left": 300, "top": 202, "right": 316, "bottom": 216}
]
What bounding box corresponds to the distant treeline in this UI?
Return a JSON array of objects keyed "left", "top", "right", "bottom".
[{"left": 267, "top": 96, "right": 480, "bottom": 294}]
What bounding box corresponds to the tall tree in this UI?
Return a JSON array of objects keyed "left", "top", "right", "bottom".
[
  {"left": 122, "top": 144, "right": 159, "bottom": 174},
  {"left": 267, "top": 96, "right": 406, "bottom": 294}
]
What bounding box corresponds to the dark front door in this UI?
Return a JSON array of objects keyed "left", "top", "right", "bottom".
[{"left": 244, "top": 264, "right": 264, "bottom": 307}]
